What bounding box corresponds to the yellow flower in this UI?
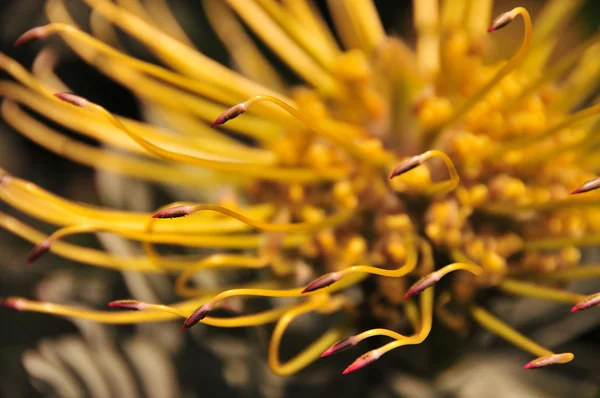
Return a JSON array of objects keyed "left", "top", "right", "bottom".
[{"left": 1, "top": 0, "right": 600, "bottom": 377}]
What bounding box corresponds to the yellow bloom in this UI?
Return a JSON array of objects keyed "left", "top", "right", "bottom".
[{"left": 2, "top": 0, "right": 600, "bottom": 377}]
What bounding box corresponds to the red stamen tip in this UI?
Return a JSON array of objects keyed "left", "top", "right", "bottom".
[
  {"left": 301, "top": 273, "right": 340, "bottom": 294},
  {"left": 570, "top": 292, "right": 600, "bottom": 312},
  {"left": 342, "top": 351, "right": 380, "bottom": 374},
  {"left": 211, "top": 103, "right": 247, "bottom": 128},
  {"left": 181, "top": 304, "right": 212, "bottom": 331},
  {"left": 108, "top": 300, "right": 145, "bottom": 310},
  {"left": 487, "top": 12, "right": 515, "bottom": 33},
  {"left": 54, "top": 92, "right": 89, "bottom": 107},
  {"left": 321, "top": 337, "right": 357, "bottom": 357},
  {"left": 524, "top": 353, "right": 574, "bottom": 369},
  {"left": 152, "top": 206, "right": 192, "bottom": 219},
  {"left": 571, "top": 177, "right": 600, "bottom": 195},
  {"left": 26, "top": 240, "right": 52, "bottom": 266},
  {"left": 14, "top": 27, "right": 45, "bottom": 47},
  {"left": 1, "top": 297, "right": 25, "bottom": 310},
  {"left": 389, "top": 156, "right": 422, "bottom": 180},
  {"left": 404, "top": 272, "right": 440, "bottom": 299}
]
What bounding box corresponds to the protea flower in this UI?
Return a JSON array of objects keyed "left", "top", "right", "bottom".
[{"left": 2, "top": 0, "right": 600, "bottom": 386}]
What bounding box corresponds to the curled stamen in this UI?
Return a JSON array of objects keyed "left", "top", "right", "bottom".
[
  {"left": 524, "top": 353, "right": 574, "bottom": 369},
  {"left": 572, "top": 177, "right": 600, "bottom": 195},
  {"left": 342, "top": 350, "right": 380, "bottom": 374},
  {"left": 152, "top": 203, "right": 352, "bottom": 233},
  {"left": 321, "top": 336, "right": 358, "bottom": 357},
  {"left": 26, "top": 239, "right": 52, "bottom": 266},
  {"left": 389, "top": 150, "right": 460, "bottom": 194},
  {"left": 210, "top": 95, "right": 394, "bottom": 169},
  {"left": 181, "top": 304, "right": 213, "bottom": 331},
  {"left": 211, "top": 103, "right": 248, "bottom": 128},
  {"left": 388, "top": 155, "right": 422, "bottom": 179},
  {"left": 302, "top": 272, "right": 341, "bottom": 294},
  {"left": 404, "top": 262, "right": 482, "bottom": 298},
  {"left": 571, "top": 292, "right": 600, "bottom": 312}
]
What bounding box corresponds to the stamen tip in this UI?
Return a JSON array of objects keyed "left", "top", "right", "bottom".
[
  {"left": 389, "top": 156, "right": 422, "bottom": 180},
  {"left": 54, "top": 92, "right": 89, "bottom": 107},
  {"left": 14, "top": 27, "right": 44, "bottom": 47},
  {"left": 211, "top": 103, "right": 247, "bottom": 128},
  {"left": 108, "top": 300, "right": 145, "bottom": 310},
  {"left": 321, "top": 337, "right": 357, "bottom": 357},
  {"left": 301, "top": 273, "right": 339, "bottom": 294},
  {"left": 152, "top": 206, "right": 192, "bottom": 219},
  {"left": 26, "top": 240, "right": 52, "bottom": 266},
  {"left": 524, "top": 353, "right": 574, "bottom": 369},
  {"left": 181, "top": 304, "right": 212, "bottom": 330}
]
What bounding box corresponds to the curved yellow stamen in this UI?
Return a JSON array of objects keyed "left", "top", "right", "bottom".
[
  {"left": 470, "top": 305, "right": 554, "bottom": 358},
  {"left": 498, "top": 279, "right": 587, "bottom": 304},
  {"left": 57, "top": 93, "right": 347, "bottom": 182},
  {"left": 438, "top": 7, "right": 532, "bottom": 130},
  {"left": 268, "top": 295, "right": 348, "bottom": 375}
]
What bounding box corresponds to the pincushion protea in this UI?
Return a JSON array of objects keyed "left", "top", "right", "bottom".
[{"left": 2, "top": 0, "right": 600, "bottom": 378}]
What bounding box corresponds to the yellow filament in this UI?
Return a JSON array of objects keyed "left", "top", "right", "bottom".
[
  {"left": 545, "top": 265, "right": 600, "bottom": 281},
  {"left": 326, "top": 0, "right": 362, "bottom": 50},
  {"left": 224, "top": 0, "right": 342, "bottom": 97},
  {"left": 161, "top": 203, "right": 353, "bottom": 233},
  {"left": 78, "top": 0, "right": 291, "bottom": 102},
  {"left": 347, "top": 0, "right": 385, "bottom": 53},
  {"left": 0, "top": 176, "right": 274, "bottom": 234},
  {"left": 436, "top": 262, "right": 483, "bottom": 278},
  {"left": 0, "top": 212, "right": 190, "bottom": 272},
  {"left": 1, "top": 100, "right": 226, "bottom": 187},
  {"left": 202, "top": 273, "right": 368, "bottom": 310},
  {"left": 282, "top": 0, "right": 340, "bottom": 56},
  {"left": 371, "top": 287, "right": 434, "bottom": 357},
  {"left": 525, "top": 235, "right": 600, "bottom": 250},
  {"left": 31, "top": 48, "right": 70, "bottom": 92},
  {"left": 466, "top": 0, "right": 493, "bottom": 40},
  {"left": 413, "top": 0, "right": 440, "bottom": 78},
  {"left": 142, "top": 0, "right": 195, "bottom": 47},
  {"left": 29, "top": 223, "right": 308, "bottom": 250},
  {"left": 175, "top": 254, "right": 270, "bottom": 297},
  {"left": 513, "top": 33, "right": 600, "bottom": 107},
  {"left": 336, "top": 236, "right": 417, "bottom": 279},
  {"left": 439, "top": 7, "right": 532, "bottom": 130},
  {"left": 493, "top": 101, "right": 600, "bottom": 157},
  {"left": 0, "top": 80, "right": 272, "bottom": 163},
  {"left": 482, "top": 195, "right": 600, "bottom": 214},
  {"left": 423, "top": 150, "right": 461, "bottom": 195},
  {"left": 0, "top": 56, "right": 273, "bottom": 160},
  {"left": 241, "top": 95, "right": 395, "bottom": 169},
  {"left": 498, "top": 279, "right": 586, "bottom": 304},
  {"left": 354, "top": 328, "right": 411, "bottom": 344},
  {"left": 470, "top": 306, "right": 553, "bottom": 357},
  {"left": 252, "top": 0, "right": 339, "bottom": 67},
  {"left": 69, "top": 97, "right": 347, "bottom": 183},
  {"left": 440, "top": 0, "right": 467, "bottom": 32},
  {"left": 268, "top": 295, "right": 347, "bottom": 375},
  {"left": 203, "top": 0, "right": 285, "bottom": 92},
  {"left": 4, "top": 296, "right": 292, "bottom": 327}
]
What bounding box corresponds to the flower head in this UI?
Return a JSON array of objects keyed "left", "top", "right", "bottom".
[{"left": 2, "top": 0, "right": 599, "bottom": 382}]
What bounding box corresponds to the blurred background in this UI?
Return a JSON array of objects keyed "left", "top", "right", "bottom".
[{"left": 1, "top": 1, "right": 600, "bottom": 397}]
